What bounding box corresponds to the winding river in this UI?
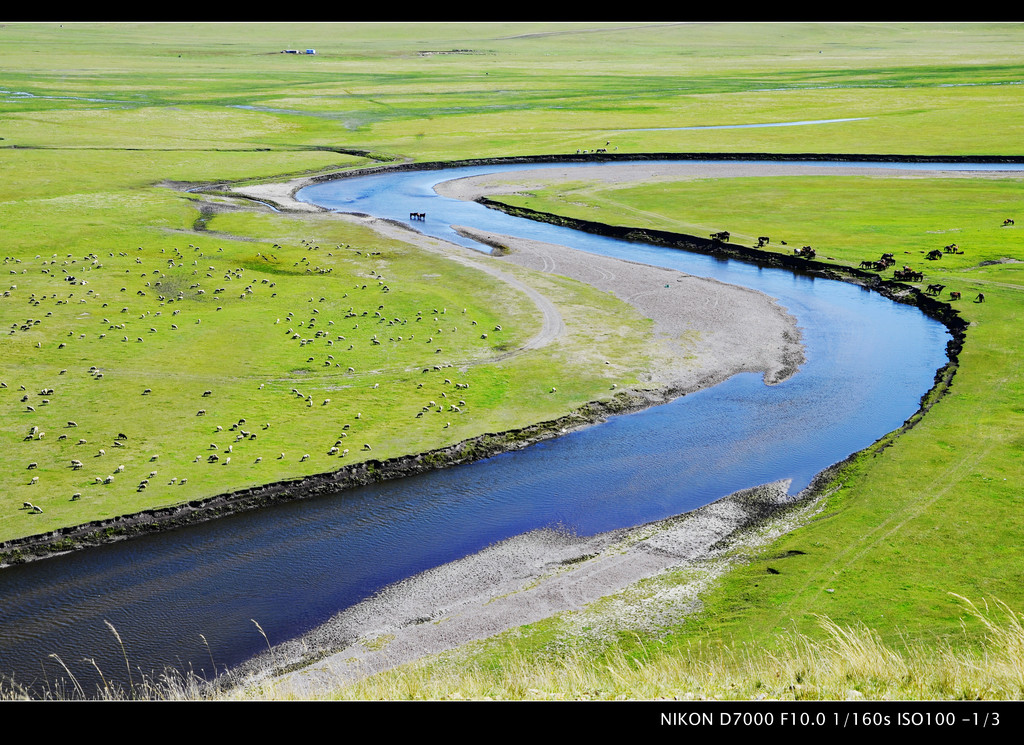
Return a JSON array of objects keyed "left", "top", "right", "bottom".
[{"left": 0, "top": 159, "right": 991, "bottom": 694}]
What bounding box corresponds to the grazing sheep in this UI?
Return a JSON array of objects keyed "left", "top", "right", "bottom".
[
  {"left": 29, "top": 476, "right": 38, "bottom": 485},
  {"left": 300, "top": 454, "right": 310, "bottom": 462}
]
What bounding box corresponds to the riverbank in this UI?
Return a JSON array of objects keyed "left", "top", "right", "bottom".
[
  {"left": 214, "top": 159, "right": 967, "bottom": 697},
  {"left": 0, "top": 161, "right": 806, "bottom": 566},
  {"left": 222, "top": 473, "right": 831, "bottom": 697},
  {"left": 0, "top": 155, "right": 962, "bottom": 699}
]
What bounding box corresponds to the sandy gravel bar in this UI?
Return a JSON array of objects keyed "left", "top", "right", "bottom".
[{"left": 231, "top": 478, "right": 811, "bottom": 697}]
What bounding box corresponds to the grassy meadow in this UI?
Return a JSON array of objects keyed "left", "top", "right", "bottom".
[{"left": 2, "top": 22, "right": 1024, "bottom": 699}]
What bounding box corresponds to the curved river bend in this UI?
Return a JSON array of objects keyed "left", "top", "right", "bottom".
[{"left": 0, "top": 159, "right": 978, "bottom": 692}]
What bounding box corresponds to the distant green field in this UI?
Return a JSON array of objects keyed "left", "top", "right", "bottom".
[{"left": 2, "top": 22, "right": 1024, "bottom": 698}]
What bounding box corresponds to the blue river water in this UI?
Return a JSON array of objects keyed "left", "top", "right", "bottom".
[{"left": 0, "top": 159, "right": 984, "bottom": 694}]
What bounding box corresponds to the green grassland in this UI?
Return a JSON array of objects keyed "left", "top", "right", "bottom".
[
  {"left": 0, "top": 193, "right": 661, "bottom": 543},
  {"left": 2, "top": 21, "right": 1024, "bottom": 698}
]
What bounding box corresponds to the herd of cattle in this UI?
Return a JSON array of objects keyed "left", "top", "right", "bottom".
[{"left": 708, "top": 223, "right": 1007, "bottom": 305}]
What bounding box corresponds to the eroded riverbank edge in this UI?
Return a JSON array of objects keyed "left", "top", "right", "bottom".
[{"left": 0, "top": 385, "right": 695, "bottom": 568}]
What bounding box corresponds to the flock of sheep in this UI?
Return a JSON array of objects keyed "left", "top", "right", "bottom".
[{"left": 3, "top": 235, "right": 512, "bottom": 527}]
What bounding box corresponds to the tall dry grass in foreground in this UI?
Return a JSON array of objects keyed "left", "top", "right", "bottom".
[
  {"left": 287, "top": 596, "right": 1024, "bottom": 701},
  {"left": 4, "top": 596, "right": 1022, "bottom": 701}
]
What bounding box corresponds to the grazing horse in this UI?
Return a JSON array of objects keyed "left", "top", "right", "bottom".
[
  {"left": 976, "top": 293, "right": 985, "bottom": 302},
  {"left": 894, "top": 269, "right": 923, "bottom": 282},
  {"left": 710, "top": 231, "right": 730, "bottom": 242},
  {"left": 926, "top": 283, "right": 945, "bottom": 295},
  {"left": 1003, "top": 218, "right": 1014, "bottom": 226},
  {"left": 927, "top": 249, "right": 943, "bottom": 260},
  {"left": 950, "top": 291, "right": 961, "bottom": 300},
  {"left": 794, "top": 246, "right": 815, "bottom": 258}
]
